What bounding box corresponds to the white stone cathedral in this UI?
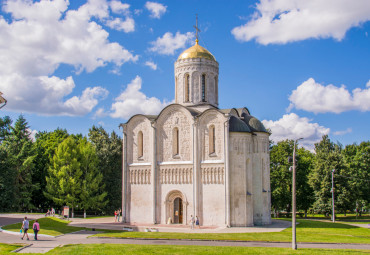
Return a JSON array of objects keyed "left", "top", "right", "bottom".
[{"left": 120, "top": 38, "right": 271, "bottom": 227}]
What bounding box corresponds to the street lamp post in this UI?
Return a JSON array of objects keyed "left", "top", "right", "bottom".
[
  {"left": 292, "top": 137, "right": 303, "bottom": 250},
  {"left": 332, "top": 169, "right": 335, "bottom": 223}
]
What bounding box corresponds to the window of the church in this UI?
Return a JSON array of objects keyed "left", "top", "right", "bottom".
[
  {"left": 202, "top": 74, "right": 206, "bottom": 102},
  {"left": 185, "top": 74, "right": 189, "bottom": 102},
  {"left": 215, "top": 75, "right": 218, "bottom": 104},
  {"left": 209, "top": 125, "right": 216, "bottom": 155},
  {"left": 173, "top": 127, "right": 179, "bottom": 157},
  {"left": 138, "top": 131, "right": 143, "bottom": 159},
  {"left": 175, "top": 76, "right": 178, "bottom": 103}
]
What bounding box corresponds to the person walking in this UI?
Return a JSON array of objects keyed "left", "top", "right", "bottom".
[
  {"left": 195, "top": 216, "right": 200, "bottom": 229},
  {"left": 114, "top": 210, "right": 117, "bottom": 222},
  {"left": 117, "top": 209, "right": 121, "bottom": 222},
  {"left": 21, "top": 217, "right": 30, "bottom": 240},
  {"left": 189, "top": 215, "right": 195, "bottom": 229},
  {"left": 33, "top": 220, "right": 40, "bottom": 240}
]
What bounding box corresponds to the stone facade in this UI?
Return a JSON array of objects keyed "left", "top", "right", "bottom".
[{"left": 120, "top": 42, "right": 271, "bottom": 227}]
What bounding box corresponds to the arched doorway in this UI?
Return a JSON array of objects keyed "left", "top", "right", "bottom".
[
  {"left": 165, "top": 190, "right": 188, "bottom": 225},
  {"left": 173, "top": 197, "right": 183, "bottom": 223}
]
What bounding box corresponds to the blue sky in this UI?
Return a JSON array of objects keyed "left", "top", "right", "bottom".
[{"left": 1, "top": 0, "right": 369, "bottom": 150}]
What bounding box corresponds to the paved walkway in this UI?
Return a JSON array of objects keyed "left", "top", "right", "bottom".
[
  {"left": 1, "top": 214, "right": 369, "bottom": 253},
  {"left": 68, "top": 217, "right": 292, "bottom": 233}
]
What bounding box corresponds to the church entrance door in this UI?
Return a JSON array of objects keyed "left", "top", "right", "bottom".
[{"left": 173, "top": 197, "right": 183, "bottom": 224}]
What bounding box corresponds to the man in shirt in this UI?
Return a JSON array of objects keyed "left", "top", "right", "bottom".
[{"left": 21, "top": 217, "right": 30, "bottom": 240}]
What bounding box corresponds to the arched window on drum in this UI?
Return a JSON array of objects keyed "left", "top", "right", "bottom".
[
  {"left": 185, "top": 74, "right": 190, "bottom": 102},
  {"left": 202, "top": 74, "right": 206, "bottom": 102}
]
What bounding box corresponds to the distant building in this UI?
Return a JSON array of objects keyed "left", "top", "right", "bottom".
[{"left": 120, "top": 38, "right": 271, "bottom": 227}]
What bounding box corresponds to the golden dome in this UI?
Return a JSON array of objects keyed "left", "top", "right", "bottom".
[{"left": 177, "top": 41, "right": 216, "bottom": 61}]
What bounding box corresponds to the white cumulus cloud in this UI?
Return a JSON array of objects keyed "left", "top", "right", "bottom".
[
  {"left": 231, "top": 0, "right": 370, "bottom": 45},
  {"left": 262, "top": 113, "right": 330, "bottom": 151},
  {"left": 145, "top": 61, "right": 157, "bottom": 70},
  {"left": 105, "top": 16, "right": 135, "bottom": 33},
  {"left": 145, "top": 1, "right": 167, "bottom": 19},
  {"left": 333, "top": 128, "right": 352, "bottom": 136},
  {"left": 288, "top": 78, "right": 370, "bottom": 114},
  {"left": 0, "top": 0, "right": 138, "bottom": 116},
  {"left": 149, "top": 31, "right": 194, "bottom": 55},
  {"left": 110, "top": 0, "right": 130, "bottom": 14},
  {"left": 27, "top": 129, "right": 38, "bottom": 142},
  {"left": 110, "top": 76, "right": 169, "bottom": 119}
]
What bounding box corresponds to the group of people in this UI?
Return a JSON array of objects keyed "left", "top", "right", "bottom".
[
  {"left": 189, "top": 215, "right": 200, "bottom": 229},
  {"left": 21, "top": 217, "right": 40, "bottom": 241},
  {"left": 45, "top": 207, "right": 55, "bottom": 217},
  {"left": 114, "top": 209, "right": 122, "bottom": 222}
]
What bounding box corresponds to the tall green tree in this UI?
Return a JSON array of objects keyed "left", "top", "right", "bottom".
[
  {"left": 88, "top": 126, "right": 122, "bottom": 213},
  {"left": 309, "top": 135, "right": 346, "bottom": 215},
  {"left": 32, "top": 129, "right": 69, "bottom": 209},
  {"left": 0, "top": 115, "right": 36, "bottom": 211},
  {"left": 45, "top": 137, "right": 82, "bottom": 216},
  {"left": 270, "top": 140, "right": 314, "bottom": 216},
  {"left": 79, "top": 138, "right": 108, "bottom": 218},
  {"left": 342, "top": 142, "right": 370, "bottom": 215},
  {"left": 0, "top": 116, "right": 13, "bottom": 211},
  {"left": 296, "top": 147, "right": 315, "bottom": 217},
  {"left": 0, "top": 116, "right": 11, "bottom": 142}
]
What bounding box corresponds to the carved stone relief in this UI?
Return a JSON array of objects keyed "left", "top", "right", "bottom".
[
  {"left": 201, "top": 165, "right": 224, "bottom": 184},
  {"left": 160, "top": 165, "right": 193, "bottom": 184},
  {"left": 129, "top": 166, "right": 151, "bottom": 185}
]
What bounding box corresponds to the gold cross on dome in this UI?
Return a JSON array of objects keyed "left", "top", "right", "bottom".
[{"left": 193, "top": 14, "right": 201, "bottom": 44}]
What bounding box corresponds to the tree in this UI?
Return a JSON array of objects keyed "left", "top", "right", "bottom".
[
  {"left": 0, "top": 116, "right": 14, "bottom": 211},
  {"left": 0, "top": 115, "right": 36, "bottom": 211},
  {"left": 0, "top": 116, "right": 11, "bottom": 142},
  {"left": 79, "top": 138, "right": 108, "bottom": 218},
  {"left": 88, "top": 126, "right": 122, "bottom": 213},
  {"left": 270, "top": 140, "right": 293, "bottom": 215},
  {"left": 270, "top": 140, "right": 314, "bottom": 216},
  {"left": 45, "top": 137, "right": 82, "bottom": 217},
  {"left": 309, "top": 135, "right": 346, "bottom": 215},
  {"left": 32, "top": 129, "right": 69, "bottom": 210},
  {"left": 0, "top": 116, "right": 12, "bottom": 199},
  {"left": 296, "top": 147, "right": 315, "bottom": 217},
  {"left": 342, "top": 142, "right": 370, "bottom": 215}
]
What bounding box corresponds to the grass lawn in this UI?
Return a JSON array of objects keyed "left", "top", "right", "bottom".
[
  {"left": 0, "top": 243, "right": 23, "bottom": 254},
  {"left": 1, "top": 217, "right": 86, "bottom": 236},
  {"left": 94, "top": 219, "right": 370, "bottom": 244},
  {"left": 46, "top": 244, "right": 370, "bottom": 255}
]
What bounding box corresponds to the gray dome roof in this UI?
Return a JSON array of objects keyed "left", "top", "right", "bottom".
[
  {"left": 229, "top": 116, "right": 252, "bottom": 132},
  {"left": 241, "top": 113, "right": 267, "bottom": 133}
]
